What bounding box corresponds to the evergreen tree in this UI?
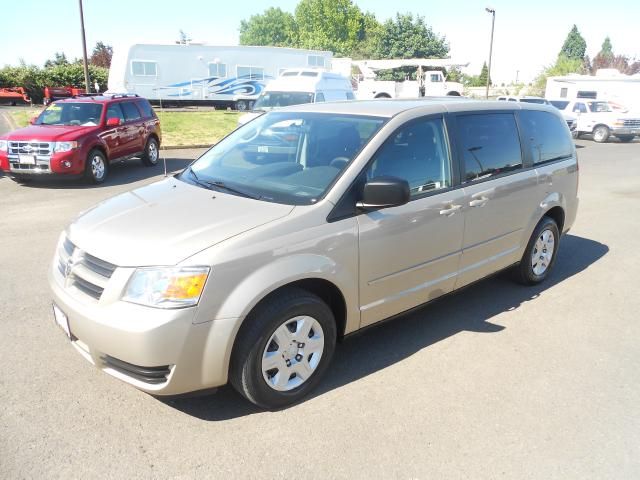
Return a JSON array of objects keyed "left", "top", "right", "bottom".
[{"left": 559, "top": 25, "right": 586, "bottom": 61}]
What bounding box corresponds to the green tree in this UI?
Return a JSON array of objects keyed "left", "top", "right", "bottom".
[
  {"left": 239, "top": 7, "right": 298, "bottom": 47},
  {"left": 478, "top": 61, "right": 491, "bottom": 86},
  {"left": 559, "top": 25, "right": 586, "bottom": 61},
  {"left": 44, "top": 52, "right": 69, "bottom": 68},
  {"left": 375, "top": 13, "right": 449, "bottom": 59},
  {"left": 294, "top": 0, "right": 366, "bottom": 56},
  {"left": 599, "top": 37, "right": 613, "bottom": 58},
  {"left": 531, "top": 55, "right": 584, "bottom": 96}
]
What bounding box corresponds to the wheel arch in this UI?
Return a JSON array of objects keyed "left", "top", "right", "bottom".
[
  {"left": 374, "top": 92, "right": 392, "bottom": 99},
  {"left": 446, "top": 91, "right": 461, "bottom": 96},
  {"left": 544, "top": 205, "right": 565, "bottom": 234}
]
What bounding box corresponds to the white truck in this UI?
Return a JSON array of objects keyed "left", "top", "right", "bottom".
[
  {"left": 348, "top": 59, "right": 467, "bottom": 99},
  {"left": 554, "top": 99, "right": 640, "bottom": 142},
  {"left": 107, "top": 44, "right": 333, "bottom": 110}
]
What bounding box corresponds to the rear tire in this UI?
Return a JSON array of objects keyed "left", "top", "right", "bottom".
[
  {"left": 514, "top": 216, "right": 560, "bottom": 285},
  {"left": 141, "top": 137, "right": 159, "bottom": 166},
  {"left": 592, "top": 125, "right": 610, "bottom": 143},
  {"left": 85, "top": 149, "right": 108, "bottom": 184},
  {"left": 229, "top": 287, "right": 337, "bottom": 409},
  {"left": 617, "top": 135, "right": 635, "bottom": 143}
]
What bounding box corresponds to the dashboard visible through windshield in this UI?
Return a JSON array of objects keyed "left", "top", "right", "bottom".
[
  {"left": 37, "top": 102, "right": 104, "bottom": 126},
  {"left": 182, "top": 112, "right": 386, "bottom": 205}
]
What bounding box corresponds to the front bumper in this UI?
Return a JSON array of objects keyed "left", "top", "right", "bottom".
[
  {"left": 48, "top": 262, "right": 239, "bottom": 395},
  {"left": 611, "top": 127, "right": 640, "bottom": 136}
]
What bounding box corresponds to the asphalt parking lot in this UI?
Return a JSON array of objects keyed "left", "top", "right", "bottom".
[{"left": 1, "top": 140, "right": 639, "bottom": 479}]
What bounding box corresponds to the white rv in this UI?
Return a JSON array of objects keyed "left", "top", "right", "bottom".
[
  {"left": 237, "top": 69, "right": 354, "bottom": 125},
  {"left": 545, "top": 69, "right": 640, "bottom": 112},
  {"left": 107, "top": 44, "right": 333, "bottom": 110}
]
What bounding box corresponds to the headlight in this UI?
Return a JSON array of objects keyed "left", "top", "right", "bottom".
[
  {"left": 122, "top": 267, "right": 210, "bottom": 309},
  {"left": 0, "top": 140, "right": 7, "bottom": 152},
  {"left": 53, "top": 141, "right": 78, "bottom": 152}
]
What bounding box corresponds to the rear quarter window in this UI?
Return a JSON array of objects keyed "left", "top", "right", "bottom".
[
  {"left": 136, "top": 99, "right": 155, "bottom": 118},
  {"left": 519, "top": 110, "right": 573, "bottom": 164}
]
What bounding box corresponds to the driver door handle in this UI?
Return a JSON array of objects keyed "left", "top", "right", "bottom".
[{"left": 439, "top": 204, "right": 462, "bottom": 216}]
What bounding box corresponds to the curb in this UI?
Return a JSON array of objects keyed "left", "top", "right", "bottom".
[{"left": 160, "top": 144, "right": 212, "bottom": 150}]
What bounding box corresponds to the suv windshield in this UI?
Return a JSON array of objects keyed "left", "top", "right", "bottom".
[
  {"left": 182, "top": 111, "right": 386, "bottom": 205},
  {"left": 37, "top": 102, "right": 103, "bottom": 126},
  {"left": 253, "top": 92, "right": 315, "bottom": 111},
  {"left": 588, "top": 101, "right": 612, "bottom": 112}
]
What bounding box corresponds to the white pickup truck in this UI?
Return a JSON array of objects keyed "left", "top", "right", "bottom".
[{"left": 553, "top": 99, "right": 640, "bottom": 143}]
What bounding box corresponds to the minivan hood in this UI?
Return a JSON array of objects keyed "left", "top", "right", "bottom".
[
  {"left": 4, "top": 124, "right": 99, "bottom": 142},
  {"left": 68, "top": 177, "right": 294, "bottom": 266}
]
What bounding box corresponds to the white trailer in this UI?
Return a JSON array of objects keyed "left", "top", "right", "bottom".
[
  {"left": 343, "top": 58, "right": 468, "bottom": 99},
  {"left": 107, "top": 44, "right": 333, "bottom": 110},
  {"left": 545, "top": 69, "right": 640, "bottom": 112}
]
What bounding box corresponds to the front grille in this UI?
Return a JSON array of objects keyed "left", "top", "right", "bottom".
[
  {"left": 623, "top": 119, "right": 640, "bottom": 127},
  {"left": 9, "top": 141, "right": 53, "bottom": 156},
  {"left": 57, "top": 237, "right": 117, "bottom": 301},
  {"left": 8, "top": 163, "right": 50, "bottom": 171},
  {"left": 102, "top": 355, "right": 171, "bottom": 384}
]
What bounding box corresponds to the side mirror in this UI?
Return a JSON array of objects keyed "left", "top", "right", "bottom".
[
  {"left": 106, "top": 117, "right": 121, "bottom": 127},
  {"left": 357, "top": 176, "right": 410, "bottom": 210},
  {"left": 29, "top": 116, "right": 37, "bottom": 125}
]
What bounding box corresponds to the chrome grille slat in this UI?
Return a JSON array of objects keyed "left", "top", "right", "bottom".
[
  {"left": 56, "top": 237, "right": 117, "bottom": 301},
  {"left": 8, "top": 141, "right": 53, "bottom": 156},
  {"left": 623, "top": 119, "right": 640, "bottom": 127}
]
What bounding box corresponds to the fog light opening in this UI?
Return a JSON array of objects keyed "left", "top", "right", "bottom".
[{"left": 63, "top": 161, "right": 72, "bottom": 168}]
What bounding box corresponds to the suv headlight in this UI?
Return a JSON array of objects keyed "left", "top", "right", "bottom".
[
  {"left": 53, "top": 141, "right": 78, "bottom": 152},
  {"left": 0, "top": 140, "right": 7, "bottom": 152},
  {"left": 122, "top": 267, "right": 210, "bottom": 309}
]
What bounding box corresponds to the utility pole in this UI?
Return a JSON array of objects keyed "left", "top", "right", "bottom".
[
  {"left": 516, "top": 70, "right": 519, "bottom": 84},
  {"left": 485, "top": 7, "right": 495, "bottom": 99},
  {"left": 78, "top": 0, "right": 91, "bottom": 93}
]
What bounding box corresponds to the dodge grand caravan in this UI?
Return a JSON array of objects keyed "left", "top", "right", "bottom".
[{"left": 49, "top": 100, "right": 578, "bottom": 408}]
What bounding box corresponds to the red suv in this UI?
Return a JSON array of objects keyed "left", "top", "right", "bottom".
[{"left": 0, "top": 94, "right": 161, "bottom": 184}]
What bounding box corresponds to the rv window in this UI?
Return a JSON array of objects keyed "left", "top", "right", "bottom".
[
  {"left": 308, "top": 55, "right": 325, "bottom": 67},
  {"left": 237, "top": 66, "right": 264, "bottom": 80},
  {"left": 208, "top": 63, "right": 227, "bottom": 78},
  {"left": 131, "top": 61, "right": 157, "bottom": 77},
  {"left": 560, "top": 88, "right": 568, "bottom": 98},
  {"left": 577, "top": 90, "right": 597, "bottom": 99}
]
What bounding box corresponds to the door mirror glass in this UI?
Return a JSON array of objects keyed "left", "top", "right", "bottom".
[
  {"left": 106, "top": 117, "right": 121, "bottom": 127},
  {"left": 358, "top": 176, "right": 410, "bottom": 210}
]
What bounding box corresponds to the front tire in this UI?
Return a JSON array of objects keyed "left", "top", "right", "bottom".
[
  {"left": 514, "top": 216, "right": 560, "bottom": 285},
  {"left": 141, "top": 137, "right": 159, "bottom": 166},
  {"left": 230, "top": 287, "right": 337, "bottom": 409},
  {"left": 592, "top": 125, "right": 610, "bottom": 143},
  {"left": 85, "top": 149, "right": 108, "bottom": 184}
]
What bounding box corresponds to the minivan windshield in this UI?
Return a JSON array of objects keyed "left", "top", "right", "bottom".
[
  {"left": 37, "top": 102, "right": 104, "bottom": 126},
  {"left": 253, "top": 92, "right": 315, "bottom": 111},
  {"left": 181, "top": 112, "right": 386, "bottom": 205}
]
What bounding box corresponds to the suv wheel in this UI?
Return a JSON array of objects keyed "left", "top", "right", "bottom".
[
  {"left": 85, "top": 149, "right": 108, "bottom": 184},
  {"left": 514, "top": 216, "right": 560, "bottom": 285},
  {"left": 230, "top": 287, "right": 337, "bottom": 409},
  {"left": 592, "top": 125, "right": 610, "bottom": 143},
  {"left": 141, "top": 137, "right": 159, "bottom": 166}
]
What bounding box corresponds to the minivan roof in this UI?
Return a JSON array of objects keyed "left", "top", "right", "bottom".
[{"left": 277, "top": 98, "right": 559, "bottom": 118}]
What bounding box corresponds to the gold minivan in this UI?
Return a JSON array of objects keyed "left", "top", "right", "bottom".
[{"left": 49, "top": 100, "right": 579, "bottom": 408}]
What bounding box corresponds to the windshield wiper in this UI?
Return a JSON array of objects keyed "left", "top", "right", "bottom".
[{"left": 188, "top": 168, "right": 260, "bottom": 199}]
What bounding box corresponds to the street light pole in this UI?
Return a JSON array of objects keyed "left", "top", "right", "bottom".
[
  {"left": 485, "top": 7, "right": 495, "bottom": 99},
  {"left": 78, "top": 0, "right": 91, "bottom": 93}
]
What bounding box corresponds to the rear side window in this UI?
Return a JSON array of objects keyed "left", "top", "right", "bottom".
[
  {"left": 573, "top": 103, "right": 587, "bottom": 113},
  {"left": 136, "top": 99, "right": 155, "bottom": 118},
  {"left": 458, "top": 113, "right": 522, "bottom": 182},
  {"left": 121, "top": 102, "right": 141, "bottom": 122},
  {"left": 519, "top": 111, "right": 572, "bottom": 164}
]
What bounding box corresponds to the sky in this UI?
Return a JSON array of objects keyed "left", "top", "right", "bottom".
[{"left": 1, "top": 0, "right": 639, "bottom": 84}]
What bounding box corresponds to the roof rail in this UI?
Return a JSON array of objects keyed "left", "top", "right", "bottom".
[{"left": 104, "top": 93, "right": 140, "bottom": 99}]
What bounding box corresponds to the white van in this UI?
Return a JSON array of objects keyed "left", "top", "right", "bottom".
[{"left": 238, "top": 69, "right": 354, "bottom": 125}]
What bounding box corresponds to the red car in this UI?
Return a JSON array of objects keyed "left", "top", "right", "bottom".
[{"left": 0, "top": 94, "right": 161, "bottom": 184}]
